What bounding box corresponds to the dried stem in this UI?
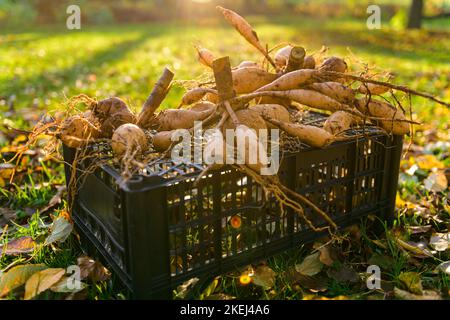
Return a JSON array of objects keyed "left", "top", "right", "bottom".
[
  {"left": 318, "top": 71, "right": 449, "bottom": 107},
  {"left": 137, "top": 67, "right": 175, "bottom": 129}
]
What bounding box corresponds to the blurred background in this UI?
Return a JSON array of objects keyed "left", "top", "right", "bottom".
[
  {"left": 0, "top": 0, "right": 448, "bottom": 130},
  {"left": 0, "top": 0, "right": 449, "bottom": 28}
]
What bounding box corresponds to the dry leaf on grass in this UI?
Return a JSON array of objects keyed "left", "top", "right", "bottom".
[
  {"left": 429, "top": 233, "right": 449, "bottom": 252},
  {"left": 368, "top": 253, "right": 395, "bottom": 271},
  {"left": 396, "top": 238, "right": 434, "bottom": 258},
  {"left": 44, "top": 215, "right": 73, "bottom": 245},
  {"left": 414, "top": 154, "right": 445, "bottom": 170},
  {"left": 406, "top": 225, "right": 432, "bottom": 234},
  {"left": 285, "top": 268, "right": 328, "bottom": 293},
  {"left": 77, "top": 256, "right": 111, "bottom": 283},
  {"left": 394, "top": 287, "right": 441, "bottom": 300},
  {"left": 435, "top": 261, "right": 450, "bottom": 275},
  {"left": 0, "top": 236, "right": 36, "bottom": 256},
  {"left": 252, "top": 265, "right": 276, "bottom": 290},
  {"left": 0, "top": 264, "right": 47, "bottom": 298},
  {"left": 175, "top": 277, "right": 199, "bottom": 299},
  {"left": 50, "top": 276, "right": 87, "bottom": 293},
  {"left": 40, "top": 185, "right": 66, "bottom": 213},
  {"left": 0, "top": 207, "right": 16, "bottom": 229},
  {"left": 24, "top": 268, "right": 66, "bottom": 300},
  {"left": 424, "top": 172, "right": 448, "bottom": 193},
  {"left": 295, "top": 252, "right": 323, "bottom": 276},
  {"left": 327, "top": 265, "right": 360, "bottom": 284},
  {"left": 317, "top": 245, "right": 339, "bottom": 266},
  {"left": 398, "top": 272, "right": 423, "bottom": 295}
]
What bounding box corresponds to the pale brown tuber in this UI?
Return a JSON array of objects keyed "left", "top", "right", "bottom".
[{"left": 111, "top": 123, "right": 148, "bottom": 158}]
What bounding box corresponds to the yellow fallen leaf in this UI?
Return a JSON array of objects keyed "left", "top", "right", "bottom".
[
  {"left": 0, "top": 264, "right": 47, "bottom": 298},
  {"left": 415, "top": 154, "right": 444, "bottom": 170},
  {"left": 396, "top": 194, "right": 417, "bottom": 209},
  {"left": 396, "top": 239, "right": 433, "bottom": 258},
  {"left": 24, "top": 268, "right": 66, "bottom": 300},
  {"left": 12, "top": 134, "right": 27, "bottom": 145}
]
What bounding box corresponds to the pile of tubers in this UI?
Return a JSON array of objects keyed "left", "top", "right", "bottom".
[{"left": 57, "top": 7, "right": 448, "bottom": 232}]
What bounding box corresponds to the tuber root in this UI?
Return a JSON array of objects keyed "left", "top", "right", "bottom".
[
  {"left": 318, "top": 56, "right": 348, "bottom": 73},
  {"left": 196, "top": 46, "right": 215, "bottom": 68},
  {"left": 111, "top": 123, "right": 147, "bottom": 158},
  {"left": 59, "top": 113, "right": 101, "bottom": 148},
  {"left": 264, "top": 117, "right": 335, "bottom": 148},
  {"left": 152, "top": 130, "right": 177, "bottom": 152},
  {"left": 179, "top": 88, "right": 218, "bottom": 108},
  {"left": 255, "top": 69, "right": 327, "bottom": 92},
  {"left": 155, "top": 108, "right": 213, "bottom": 131},
  {"left": 356, "top": 98, "right": 410, "bottom": 135},
  {"left": 274, "top": 45, "right": 293, "bottom": 69},
  {"left": 307, "top": 82, "right": 355, "bottom": 104},
  {"left": 323, "top": 111, "right": 360, "bottom": 135},
  {"left": 358, "top": 83, "right": 390, "bottom": 95},
  {"left": 249, "top": 104, "right": 291, "bottom": 129},
  {"left": 92, "top": 97, "right": 136, "bottom": 138},
  {"left": 232, "top": 67, "right": 277, "bottom": 94}
]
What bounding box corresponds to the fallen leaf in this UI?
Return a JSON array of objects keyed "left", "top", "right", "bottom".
[
  {"left": 429, "top": 233, "right": 450, "bottom": 251},
  {"left": 295, "top": 252, "right": 323, "bottom": 276},
  {"left": 296, "top": 272, "right": 328, "bottom": 293},
  {"left": 175, "top": 277, "right": 199, "bottom": 299},
  {"left": 252, "top": 265, "right": 276, "bottom": 289},
  {"left": 0, "top": 207, "right": 16, "bottom": 228},
  {"left": 0, "top": 264, "right": 47, "bottom": 298},
  {"left": 0, "top": 236, "right": 36, "bottom": 255},
  {"left": 77, "top": 256, "right": 111, "bottom": 283},
  {"left": 396, "top": 238, "right": 434, "bottom": 258},
  {"left": 368, "top": 253, "right": 395, "bottom": 270},
  {"left": 44, "top": 215, "right": 73, "bottom": 245},
  {"left": 50, "top": 276, "right": 86, "bottom": 293},
  {"left": 406, "top": 225, "right": 432, "bottom": 234},
  {"left": 424, "top": 172, "right": 448, "bottom": 193},
  {"left": 25, "top": 268, "right": 66, "bottom": 300},
  {"left": 327, "top": 265, "right": 360, "bottom": 284},
  {"left": 317, "top": 246, "right": 336, "bottom": 266},
  {"left": 394, "top": 287, "right": 441, "bottom": 300},
  {"left": 398, "top": 272, "right": 423, "bottom": 295},
  {"left": 415, "top": 154, "right": 444, "bottom": 170},
  {"left": 201, "top": 278, "right": 219, "bottom": 299},
  {"left": 40, "top": 185, "right": 66, "bottom": 213},
  {"left": 435, "top": 261, "right": 450, "bottom": 275}
]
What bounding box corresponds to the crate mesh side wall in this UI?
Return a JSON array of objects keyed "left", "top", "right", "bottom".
[{"left": 64, "top": 128, "right": 402, "bottom": 298}]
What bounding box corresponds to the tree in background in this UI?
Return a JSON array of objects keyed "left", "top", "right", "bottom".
[
  {"left": 407, "top": 0, "right": 424, "bottom": 29},
  {"left": 34, "top": 0, "right": 63, "bottom": 24}
]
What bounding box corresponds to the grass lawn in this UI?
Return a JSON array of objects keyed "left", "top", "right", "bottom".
[{"left": 0, "top": 14, "right": 449, "bottom": 300}]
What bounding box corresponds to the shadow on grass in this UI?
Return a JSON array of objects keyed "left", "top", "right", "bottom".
[{"left": 5, "top": 27, "right": 171, "bottom": 101}]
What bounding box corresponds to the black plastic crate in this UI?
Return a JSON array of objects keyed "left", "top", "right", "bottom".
[{"left": 62, "top": 114, "right": 403, "bottom": 299}]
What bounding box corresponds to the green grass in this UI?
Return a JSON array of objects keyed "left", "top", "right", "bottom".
[
  {"left": 1, "top": 15, "right": 449, "bottom": 125},
  {"left": 0, "top": 14, "right": 449, "bottom": 300}
]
